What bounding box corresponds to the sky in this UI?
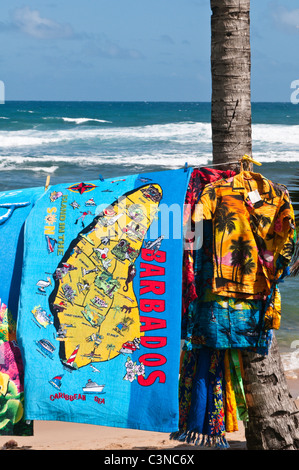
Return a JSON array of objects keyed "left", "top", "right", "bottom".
[{"left": 0, "top": 0, "right": 298, "bottom": 101}]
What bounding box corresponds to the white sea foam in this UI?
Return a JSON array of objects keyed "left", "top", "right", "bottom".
[
  {"left": 0, "top": 122, "right": 210, "bottom": 148},
  {"left": 61, "top": 117, "right": 112, "bottom": 124},
  {"left": 42, "top": 117, "right": 112, "bottom": 124},
  {"left": 0, "top": 121, "right": 297, "bottom": 146},
  {"left": 0, "top": 121, "right": 298, "bottom": 164},
  {"left": 281, "top": 349, "right": 299, "bottom": 372}
]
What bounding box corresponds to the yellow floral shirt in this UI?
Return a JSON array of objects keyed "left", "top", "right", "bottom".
[{"left": 194, "top": 171, "right": 296, "bottom": 299}]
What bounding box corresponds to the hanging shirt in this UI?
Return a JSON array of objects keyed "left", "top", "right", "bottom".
[
  {"left": 195, "top": 171, "right": 296, "bottom": 299},
  {"left": 182, "top": 167, "right": 236, "bottom": 333},
  {"left": 184, "top": 220, "right": 272, "bottom": 350}
]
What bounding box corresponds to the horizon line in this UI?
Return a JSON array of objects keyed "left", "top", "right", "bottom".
[{"left": 2, "top": 99, "right": 294, "bottom": 104}]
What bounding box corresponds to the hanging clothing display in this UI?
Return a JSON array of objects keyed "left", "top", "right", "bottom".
[
  {"left": 0, "top": 186, "right": 44, "bottom": 436},
  {"left": 0, "top": 164, "right": 294, "bottom": 446},
  {"left": 176, "top": 166, "right": 296, "bottom": 449},
  {"left": 16, "top": 169, "right": 191, "bottom": 433}
]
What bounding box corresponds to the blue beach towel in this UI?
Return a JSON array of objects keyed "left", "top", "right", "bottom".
[
  {"left": 0, "top": 185, "right": 44, "bottom": 435},
  {"left": 17, "top": 169, "right": 191, "bottom": 432}
]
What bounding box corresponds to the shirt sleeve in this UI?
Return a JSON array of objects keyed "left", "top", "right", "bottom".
[
  {"left": 191, "top": 183, "right": 217, "bottom": 224},
  {"left": 274, "top": 190, "right": 296, "bottom": 267}
]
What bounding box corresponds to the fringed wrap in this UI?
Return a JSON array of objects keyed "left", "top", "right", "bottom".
[
  {"left": 169, "top": 430, "right": 229, "bottom": 449},
  {"left": 172, "top": 348, "right": 229, "bottom": 449}
]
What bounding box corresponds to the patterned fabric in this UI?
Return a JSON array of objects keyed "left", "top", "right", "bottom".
[
  {"left": 175, "top": 168, "right": 296, "bottom": 448},
  {"left": 224, "top": 349, "right": 249, "bottom": 431},
  {"left": 184, "top": 220, "right": 271, "bottom": 350},
  {"left": 170, "top": 348, "right": 229, "bottom": 448},
  {"left": 0, "top": 186, "right": 44, "bottom": 435},
  {"left": 196, "top": 171, "right": 296, "bottom": 299},
  {"left": 224, "top": 351, "right": 239, "bottom": 432},
  {"left": 264, "top": 285, "right": 282, "bottom": 330}
]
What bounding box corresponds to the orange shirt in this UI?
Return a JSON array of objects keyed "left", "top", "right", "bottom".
[{"left": 194, "top": 171, "right": 296, "bottom": 299}]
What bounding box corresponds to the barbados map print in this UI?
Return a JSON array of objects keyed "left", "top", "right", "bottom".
[{"left": 48, "top": 184, "right": 162, "bottom": 370}]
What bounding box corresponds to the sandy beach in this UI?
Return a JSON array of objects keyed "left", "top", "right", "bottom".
[
  {"left": 1, "top": 371, "right": 298, "bottom": 451},
  {"left": 0, "top": 419, "right": 247, "bottom": 451}
]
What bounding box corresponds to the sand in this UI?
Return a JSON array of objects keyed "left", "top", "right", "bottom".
[
  {"left": 0, "top": 420, "right": 247, "bottom": 451},
  {"left": 0, "top": 371, "right": 298, "bottom": 451}
]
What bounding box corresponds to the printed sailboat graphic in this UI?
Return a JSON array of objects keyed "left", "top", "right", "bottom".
[
  {"left": 62, "top": 344, "right": 80, "bottom": 371},
  {"left": 45, "top": 235, "right": 57, "bottom": 253},
  {"left": 49, "top": 375, "right": 63, "bottom": 390}
]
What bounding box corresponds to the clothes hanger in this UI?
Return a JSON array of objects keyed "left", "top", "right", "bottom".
[
  {"left": 240, "top": 154, "right": 262, "bottom": 172},
  {"left": 184, "top": 154, "right": 262, "bottom": 171},
  {"left": 45, "top": 175, "right": 51, "bottom": 191}
]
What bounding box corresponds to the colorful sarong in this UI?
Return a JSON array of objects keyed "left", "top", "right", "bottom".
[
  {"left": 170, "top": 348, "right": 228, "bottom": 448},
  {"left": 0, "top": 185, "right": 44, "bottom": 435},
  {"left": 17, "top": 169, "right": 191, "bottom": 432}
]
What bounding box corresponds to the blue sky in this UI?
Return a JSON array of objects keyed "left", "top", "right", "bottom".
[{"left": 1, "top": 1, "right": 298, "bottom": 101}]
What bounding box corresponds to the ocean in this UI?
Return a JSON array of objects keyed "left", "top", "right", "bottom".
[{"left": 0, "top": 100, "right": 299, "bottom": 370}]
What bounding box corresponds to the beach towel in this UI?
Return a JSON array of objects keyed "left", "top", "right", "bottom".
[
  {"left": 16, "top": 168, "right": 191, "bottom": 433},
  {"left": 197, "top": 171, "right": 296, "bottom": 300},
  {"left": 0, "top": 185, "right": 44, "bottom": 436}
]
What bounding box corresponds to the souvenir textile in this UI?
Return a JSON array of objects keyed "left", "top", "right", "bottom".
[
  {"left": 171, "top": 348, "right": 248, "bottom": 448},
  {"left": 17, "top": 169, "right": 191, "bottom": 432},
  {"left": 225, "top": 349, "right": 248, "bottom": 423},
  {"left": 197, "top": 171, "right": 296, "bottom": 300},
  {"left": 182, "top": 168, "right": 236, "bottom": 337},
  {"left": 224, "top": 349, "right": 248, "bottom": 430},
  {"left": 0, "top": 186, "right": 44, "bottom": 435}
]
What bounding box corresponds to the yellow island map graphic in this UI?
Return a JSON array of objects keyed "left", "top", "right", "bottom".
[{"left": 49, "top": 184, "right": 162, "bottom": 370}]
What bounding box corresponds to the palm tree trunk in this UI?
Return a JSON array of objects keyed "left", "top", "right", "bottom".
[
  {"left": 211, "top": 0, "right": 252, "bottom": 170},
  {"left": 242, "top": 335, "right": 299, "bottom": 450},
  {"left": 210, "top": 0, "right": 299, "bottom": 450},
  {"left": 219, "top": 228, "right": 226, "bottom": 279}
]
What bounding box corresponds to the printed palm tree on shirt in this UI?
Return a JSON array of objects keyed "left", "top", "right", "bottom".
[
  {"left": 215, "top": 204, "right": 237, "bottom": 279},
  {"left": 230, "top": 237, "right": 253, "bottom": 282},
  {"left": 250, "top": 213, "right": 271, "bottom": 257},
  {"left": 205, "top": 185, "right": 216, "bottom": 203},
  {"left": 250, "top": 213, "right": 271, "bottom": 231},
  {"left": 239, "top": 256, "right": 256, "bottom": 277},
  {"left": 204, "top": 185, "right": 219, "bottom": 276}
]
